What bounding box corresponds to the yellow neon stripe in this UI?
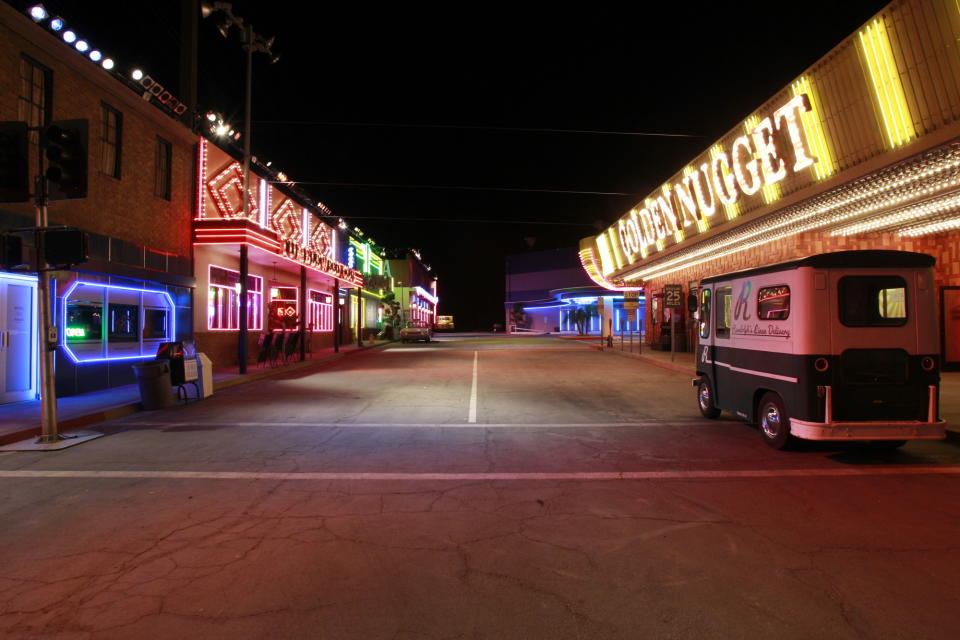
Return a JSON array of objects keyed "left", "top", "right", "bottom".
[
  {"left": 743, "top": 115, "right": 782, "bottom": 202},
  {"left": 681, "top": 165, "right": 710, "bottom": 232},
  {"left": 595, "top": 234, "right": 616, "bottom": 275},
  {"left": 877, "top": 20, "right": 914, "bottom": 144},
  {"left": 859, "top": 20, "right": 914, "bottom": 149},
  {"left": 710, "top": 144, "right": 739, "bottom": 220},
  {"left": 861, "top": 25, "right": 897, "bottom": 147},
  {"left": 607, "top": 226, "right": 626, "bottom": 268},
  {"left": 790, "top": 77, "right": 834, "bottom": 181}
]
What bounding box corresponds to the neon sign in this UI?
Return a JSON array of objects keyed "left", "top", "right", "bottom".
[
  {"left": 282, "top": 240, "right": 364, "bottom": 287},
  {"left": 65, "top": 327, "right": 86, "bottom": 338},
  {"left": 604, "top": 94, "right": 819, "bottom": 266},
  {"left": 61, "top": 281, "right": 175, "bottom": 364}
]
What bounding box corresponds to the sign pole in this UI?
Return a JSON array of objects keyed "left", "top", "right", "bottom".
[
  {"left": 34, "top": 172, "right": 59, "bottom": 444},
  {"left": 663, "top": 284, "right": 683, "bottom": 364},
  {"left": 670, "top": 309, "right": 676, "bottom": 362}
]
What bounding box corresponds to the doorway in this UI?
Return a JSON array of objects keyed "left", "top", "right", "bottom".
[
  {"left": 942, "top": 287, "right": 960, "bottom": 370},
  {"left": 0, "top": 273, "right": 38, "bottom": 404}
]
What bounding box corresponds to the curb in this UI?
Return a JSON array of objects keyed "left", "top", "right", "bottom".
[
  {"left": 0, "top": 341, "right": 395, "bottom": 447},
  {"left": 592, "top": 344, "right": 697, "bottom": 377}
]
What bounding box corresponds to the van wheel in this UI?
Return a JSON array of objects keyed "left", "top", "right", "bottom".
[
  {"left": 697, "top": 377, "right": 720, "bottom": 419},
  {"left": 758, "top": 392, "right": 793, "bottom": 450}
]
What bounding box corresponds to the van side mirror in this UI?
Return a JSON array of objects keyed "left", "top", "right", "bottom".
[{"left": 688, "top": 292, "right": 698, "bottom": 313}]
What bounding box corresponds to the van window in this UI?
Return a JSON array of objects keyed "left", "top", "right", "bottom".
[
  {"left": 839, "top": 276, "right": 907, "bottom": 326},
  {"left": 758, "top": 286, "right": 790, "bottom": 320},
  {"left": 699, "top": 288, "right": 711, "bottom": 338},
  {"left": 715, "top": 287, "right": 732, "bottom": 338}
]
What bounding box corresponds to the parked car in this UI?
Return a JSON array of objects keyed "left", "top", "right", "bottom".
[{"left": 400, "top": 321, "right": 432, "bottom": 343}]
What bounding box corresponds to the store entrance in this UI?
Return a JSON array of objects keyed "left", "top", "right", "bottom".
[
  {"left": 943, "top": 287, "right": 960, "bottom": 370},
  {"left": 0, "top": 274, "right": 38, "bottom": 405}
]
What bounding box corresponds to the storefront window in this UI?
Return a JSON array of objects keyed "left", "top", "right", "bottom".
[
  {"left": 208, "top": 265, "right": 262, "bottom": 331},
  {"left": 308, "top": 290, "right": 333, "bottom": 332},
  {"left": 62, "top": 282, "right": 174, "bottom": 363},
  {"left": 143, "top": 308, "right": 169, "bottom": 339},
  {"left": 65, "top": 298, "right": 104, "bottom": 359},
  {"left": 268, "top": 286, "right": 299, "bottom": 331}
]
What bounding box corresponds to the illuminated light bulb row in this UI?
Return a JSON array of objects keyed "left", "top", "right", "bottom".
[
  {"left": 830, "top": 189, "right": 960, "bottom": 236},
  {"left": 899, "top": 217, "right": 960, "bottom": 237},
  {"left": 204, "top": 112, "right": 241, "bottom": 141},
  {"left": 622, "top": 143, "right": 960, "bottom": 282},
  {"left": 28, "top": 5, "right": 116, "bottom": 71}
]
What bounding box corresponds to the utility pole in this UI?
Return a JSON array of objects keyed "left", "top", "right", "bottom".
[
  {"left": 202, "top": 3, "right": 277, "bottom": 374},
  {"left": 33, "top": 166, "right": 58, "bottom": 444}
]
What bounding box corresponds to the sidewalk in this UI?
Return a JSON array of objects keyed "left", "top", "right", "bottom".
[
  {"left": 583, "top": 337, "right": 960, "bottom": 442},
  {"left": 0, "top": 340, "right": 391, "bottom": 446}
]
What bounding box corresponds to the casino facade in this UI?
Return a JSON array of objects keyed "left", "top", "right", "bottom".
[{"left": 578, "top": 0, "right": 960, "bottom": 368}]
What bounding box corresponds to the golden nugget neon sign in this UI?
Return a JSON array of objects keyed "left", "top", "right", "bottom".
[{"left": 607, "top": 94, "right": 818, "bottom": 265}]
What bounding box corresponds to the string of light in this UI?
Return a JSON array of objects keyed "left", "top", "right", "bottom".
[{"left": 622, "top": 143, "right": 960, "bottom": 282}]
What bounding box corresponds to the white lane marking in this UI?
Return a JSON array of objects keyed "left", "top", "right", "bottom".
[
  {"left": 1, "top": 467, "right": 958, "bottom": 482},
  {"left": 468, "top": 350, "right": 478, "bottom": 423},
  {"left": 116, "top": 421, "right": 704, "bottom": 429}
]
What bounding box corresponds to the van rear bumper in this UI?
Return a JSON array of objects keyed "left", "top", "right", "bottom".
[
  {"left": 790, "top": 419, "right": 946, "bottom": 441},
  {"left": 791, "top": 384, "right": 945, "bottom": 440}
]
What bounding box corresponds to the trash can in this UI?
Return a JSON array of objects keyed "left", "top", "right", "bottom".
[{"left": 132, "top": 359, "right": 176, "bottom": 410}]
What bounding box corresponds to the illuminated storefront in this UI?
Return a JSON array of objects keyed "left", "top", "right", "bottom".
[
  {"left": 344, "top": 233, "right": 391, "bottom": 342},
  {"left": 579, "top": 0, "right": 960, "bottom": 366},
  {"left": 506, "top": 248, "right": 644, "bottom": 335},
  {"left": 387, "top": 249, "right": 439, "bottom": 327},
  {"left": 194, "top": 138, "right": 363, "bottom": 366}
]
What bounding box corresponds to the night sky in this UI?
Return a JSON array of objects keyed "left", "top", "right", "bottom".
[{"left": 20, "top": 0, "right": 891, "bottom": 329}]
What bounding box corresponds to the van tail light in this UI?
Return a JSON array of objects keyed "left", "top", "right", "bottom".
[
  {"left": 814, "top": 357, "right": 830, "bottom": 372},
  {"left": 921, "top": 356, "right": 935, "bottom": 371}
]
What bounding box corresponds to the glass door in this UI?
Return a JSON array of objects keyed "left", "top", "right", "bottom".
[{"left": 0, "top": 274, "right": 38, "bottom": 404}]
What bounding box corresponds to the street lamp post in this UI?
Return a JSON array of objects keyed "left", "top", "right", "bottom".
[{"left": 201, "top": 3, "right": 277, "bottom": 373}]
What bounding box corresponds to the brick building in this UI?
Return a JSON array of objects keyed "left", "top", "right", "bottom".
[
  {"left": 579, "top": 0, "right": 960, "bottom": 367},
  {"left": 0, "top": 3, "right": 195, "bottom": 402},
  {"left": 191, "top": 135, "right": 363, "bottom": 367}
]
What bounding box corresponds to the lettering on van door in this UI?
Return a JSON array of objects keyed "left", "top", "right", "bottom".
[
  {"left": 732, "top": 281, "right": 791, "bottom": 337},
  {"left": 733, "top": 324, "right": 791, "bottom": 337}
]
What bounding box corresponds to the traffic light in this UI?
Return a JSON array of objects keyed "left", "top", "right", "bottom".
[
  {"left": 42, "top": 228, "right": 88, "bottom": 268},
  {"left": 1, "top": 233, "right": 27, "bottom": 270},
  {"left": 0, "top": 121, "right": 30, "bottom": 203},
  {"left": 43, "top": 119, "right": 87, "bottom": 200}
]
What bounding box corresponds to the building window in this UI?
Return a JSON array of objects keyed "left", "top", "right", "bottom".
[
  {"left": 208, "top": 265, "right": 263, "bottom": 331},
  {"left": 100, "top": 103, "right": 122, "bottom": 178},
  {"left": 308, "top": 290, "right": 333, "bottom": 332},
  {"left": 155, "top": 136, "right": 172, "bottom": 200},
  {"left": 268, "top": 286, "right": 299, "bottom": 331},
  {"left": 63, "top": 282, "right": 174, "bottom": 363},
  {"left": 18, "top": 55, "right": 52, "bottom": 145}
]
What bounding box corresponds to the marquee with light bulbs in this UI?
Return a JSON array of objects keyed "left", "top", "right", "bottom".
[
  {"left": 194, "top": 138, "right": 363, "bottom": 287},
  {"left": 581, "top": 1, "right": 960, "bottom": 289}
]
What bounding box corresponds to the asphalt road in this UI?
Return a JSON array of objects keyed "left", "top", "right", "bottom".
[{"left": 1, "top": 334, "right": 959, "bottom": 639}]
